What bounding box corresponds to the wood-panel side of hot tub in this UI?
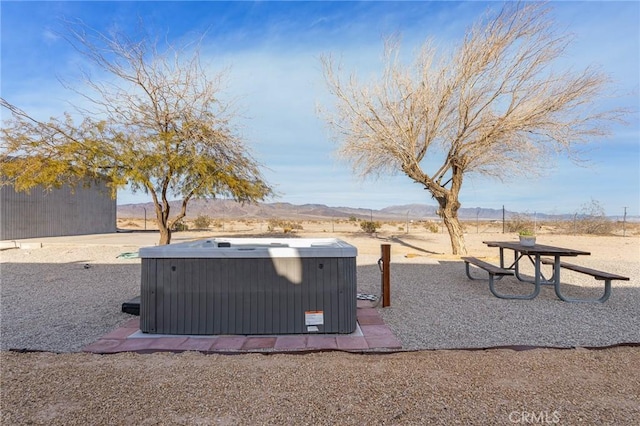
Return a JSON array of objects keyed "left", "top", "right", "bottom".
[{"left": 140, "top": 257, "right": 357, "bottom": 335}]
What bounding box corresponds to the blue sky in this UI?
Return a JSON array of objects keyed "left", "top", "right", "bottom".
[{"left": 2, "top": 1, "right": 639, "bottom": 216}]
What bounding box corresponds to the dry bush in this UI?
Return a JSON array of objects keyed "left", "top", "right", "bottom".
[
  {"left": 423, "top": 221, "right": 439, "bottom": 233},
  {"left": 360, "top": 221, "right": 381, "bottom": 233},
  {"left": 569, "top": 199, "right": 615, "bottom": 235},
  {"left": 506, "top": 213, "right": 535, "bottom": 233},
  {"left": 267, "top": 219, "right": 303, "bottom": 233},
  {"left": 193, "top": 215, "right": 212, "bottom": 229},
  {"left": 171, "top": 221, "right": 188, "bottom": 232}
]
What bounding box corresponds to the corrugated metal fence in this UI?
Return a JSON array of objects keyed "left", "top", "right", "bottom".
[{"left": 0, "top": 180, "right": 116, "bottom": 240}]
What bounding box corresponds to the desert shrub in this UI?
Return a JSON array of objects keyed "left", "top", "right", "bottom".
[
  {"left": 360, "top": 220, "right": 381, "bottom": 233},
  {"left": 506, "top": 213, "right": 535, "bottom": 233},
  {"left": 572, "top": 199, "right": 614, "bottom": 235},
  {"left": 287, "top": 221, "right": 303, "bottom": 232},
  {"left": 266, "top": 218, "right": 280, "bottom": 232},
  {"left": 171, "top": 221, "right": 188, "bottom": 231},
  {"left": 193, "top": 214, "right": 212, "bottom": 229},
  {"left": 423, "top": 221, "right": 439, "bottom": 233},
  {"left": 267, "top": 219, "right": 303, "bottom": 233}
]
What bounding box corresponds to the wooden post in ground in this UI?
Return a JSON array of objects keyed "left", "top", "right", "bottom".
[{"left": 381, "top": 244, "right": 391, "bottom": 307}]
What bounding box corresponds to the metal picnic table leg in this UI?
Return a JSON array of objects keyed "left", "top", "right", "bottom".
[
  {"left": 554, "top": 280, "right": 612, "bottom": 303},
  {"left": 513, "top": 251, "right": 555, "bottom": 285},
  {"left": 464, "top": 262, "right": 479, "bottom": 281},
  {"left": 489, "top": 276, "right": 540, "bottom": 300},
  {"left": 464, "top": 262, "right": 506, "bottom": 282},
  {"left": 513, "top": 250, "right": 534, "bottom": 282},
  {"left": 531, "top": 255, "right": 543, "bottom": 298},
  {"left": 552, "top": 256, "right": 561, "bottom": 288},
  {"left": 550, "top": 256, "right": 612, "bottom": 303},
  {"left": 514, "top": 249, "right": 523, "bottom": 278},
  {"left": 488, "top": 254, "right": 541, "bottom": 300}
]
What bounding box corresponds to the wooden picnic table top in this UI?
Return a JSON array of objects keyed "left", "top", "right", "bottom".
[{"left": 482, "top": 241, "right": 591, "bottom": 257}]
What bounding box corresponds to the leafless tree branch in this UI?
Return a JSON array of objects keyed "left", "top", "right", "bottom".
[{"left": 320, "top": 2, "right": 629, "bottom": 254}]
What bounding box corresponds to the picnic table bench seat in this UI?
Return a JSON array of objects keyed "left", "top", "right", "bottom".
[
  {"left": 461, "top": 257, "right": 533, "bottom": 300},
  {"left": 539, "top": 257, "right": 629, "bottom": 303},
  {"left": 539, "top": 258, "right": 630, "bottom": 281},
  {"left": 462, "top": 257, "right": 513, "bottom": 277}
]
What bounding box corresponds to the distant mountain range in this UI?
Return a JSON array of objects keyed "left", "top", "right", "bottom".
[{"left": 117, "top": 199, "right": 616, "bottom": 221}]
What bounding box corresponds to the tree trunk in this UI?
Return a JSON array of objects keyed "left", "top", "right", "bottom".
[
  {"left": 158, "top": 226, "right": 171, "bottom": 245},
  {"left": 438, "top": 200, "right": 467, "bottom": 255},
  {"left": 431, "top": 165, "right": 467, "bottom": 255},
  {"left": 404, "top": 161, "right": 468, "bottom": 255},
  {"left": 153, "top": 198, "right": 172, "bottom": 245},
  {"left": 149, "top": 186, "right": 194, "bottom": 246}
]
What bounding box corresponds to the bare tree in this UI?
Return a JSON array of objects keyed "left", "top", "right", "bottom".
[
  {"left": 1, "top": 22, "right": 272, "bottom": 245},
  {"left": 321, "top": 2, "right": 626, "bottom": 254}
]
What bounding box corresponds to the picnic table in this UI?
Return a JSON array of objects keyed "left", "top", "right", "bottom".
[{"left": 462, "top": 241, "right": 629, "bottom": 303}]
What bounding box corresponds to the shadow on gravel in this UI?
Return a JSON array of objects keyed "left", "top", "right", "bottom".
[
  {"left": 2, "top": 258, "right": 638, "bottom": 353},
  {"left": 389, "top": 236, "right": 444, "bottom": 255}
]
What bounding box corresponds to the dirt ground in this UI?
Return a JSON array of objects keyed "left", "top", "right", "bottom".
[
  {"left": 2, "top": 347, "right": 639, "bottom": 425},
  {"left": 118, "top": 216, "right": 639, "bottom": 260},
  {"left": 116, "top": 216, "right": 640, "bottom": 239}
]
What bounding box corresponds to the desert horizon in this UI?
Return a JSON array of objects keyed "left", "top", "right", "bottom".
[
  {"left": 116, "top": 216, "right": 640, "bottom": 240},
  {"left": 116, "top": 198, "right": 640, "bottom": 222}
]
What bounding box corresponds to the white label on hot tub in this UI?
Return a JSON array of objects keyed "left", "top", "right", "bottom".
[
  {"left": 305, "top": 311, "right": 324, "bottom": 325},
  {"left": 307, "top": 326, "right": 319, "bottom": 332}
]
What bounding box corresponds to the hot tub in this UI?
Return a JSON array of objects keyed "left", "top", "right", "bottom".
[{"left": 139, "top": 238, "right": 357, "bottom": 335}]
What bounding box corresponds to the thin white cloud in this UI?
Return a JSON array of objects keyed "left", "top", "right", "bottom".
[{"left": 42, "top": 28, "right": 61, "bottom": 44}]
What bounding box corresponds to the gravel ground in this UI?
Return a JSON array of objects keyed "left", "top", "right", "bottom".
[
  {"left": 1, "top": 245, "right": 142, "bottom": 352},
  {"left": 358, "top": 255, "right": 640, "bottom": 351},
  {"left": 1, "top": 232, "right": 639, "bottom": 424},
  {"left": 2, "top": 233, "right": 638, "bottom": 352}
]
